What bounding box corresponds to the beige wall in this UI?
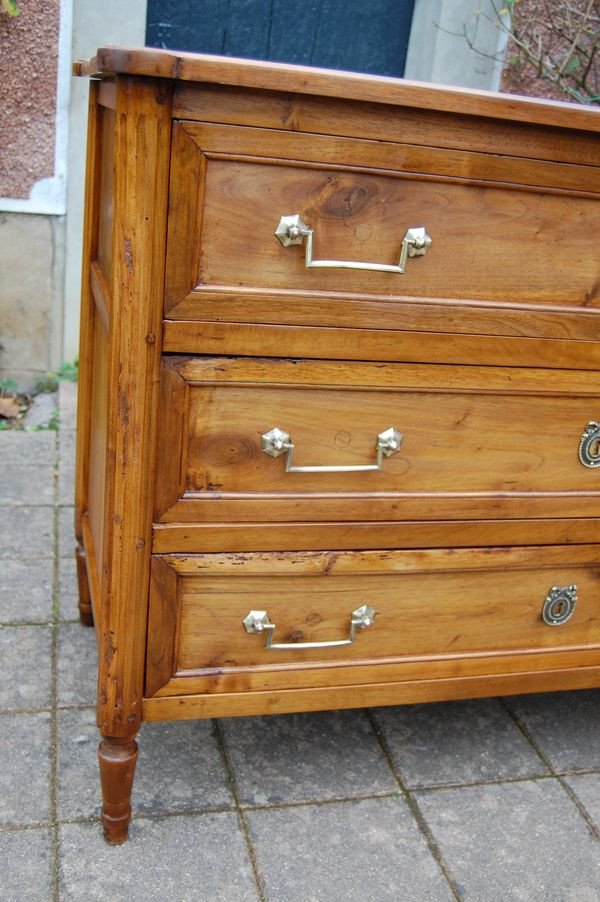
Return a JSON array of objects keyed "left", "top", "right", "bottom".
[{"left": 0, "top": 0, "right": 145, "bottom": 391}]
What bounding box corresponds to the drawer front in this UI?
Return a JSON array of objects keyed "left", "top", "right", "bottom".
[
  {"left": 164, "top": 122, "right": 600, "bottom": 329},
  {"left": 155, "top": 356, "right": 600, "bottom": 524},
  {"left": 145, "top": 546, "right": 600, "bottom": 698}
]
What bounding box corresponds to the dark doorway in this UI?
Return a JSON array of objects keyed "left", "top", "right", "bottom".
[{"left": 146, "top": 0, "right": 416, "bottom": 78}]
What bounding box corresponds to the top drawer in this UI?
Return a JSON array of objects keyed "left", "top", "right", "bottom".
[{"left": 164, "top": 121, "right": 600, "bottom": 330}]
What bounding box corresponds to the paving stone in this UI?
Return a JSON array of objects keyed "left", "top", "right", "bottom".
[
  {"left": 0, "top": 827, "right": 54, "bottom": 901},
  {"left": 57, "top": 428, "right": 75, "bottom": 503},
  {"left": 222, "top": 709, "right": 397, "bottom": 805},
  {"left": 0, "top": 557, "right": 53, "bottom": 623},
  {"left": 135, "top": 719, "right": 234, "bottom": 815},
  {"left": 0, "top": 430, "right": 56, "bottom": 466},
  {"left": 58, "top": 379, "right": 77, "bottom": 431},
  {"left": 565, "top": 774, "right": 600, "bottom": 832},
  {"left": 248, "top": 797, "right": 454, "bottom": 902},
  {"left": 0, "top": 506, "right": 54, "bottom": 558},
  {"left": 372, "top": 698, "right": 548, "bottom": 788},
  {"left": 58, "top": 554, "right": 78, "bottom": 621},
  {"left": 416, "top": 779, "right": 600, "bottom": 901},
  {"left": 57, "top": 622, "right": 98, "bottom": 706},
  {"left": 506, "top": 690, "right": 600, "bottom": 772},
  {"left": 22, "top": 392, "right": 59, "bottom": 428},
  {"left": 58, "top": 505, "right": 76, "bottom": 558},
  {"left": 0, "top": 624, "right": 52, "bottom": 709},
  {"left": 0, "top": 464, "right": 55, "bottom": 506},
  {"left": 57, "top": 707, "right": 100, "bottom": 820},
  {"left": 60, "top": 814, "right": 257, "bottom": 901},
  {"left": 58, "top": 710, "right": 233, "bottom": 820},
  {"left": 0, "top": 712, "right": 51, "bottom": 826}
]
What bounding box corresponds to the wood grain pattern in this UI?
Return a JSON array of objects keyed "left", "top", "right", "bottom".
[
  {"left": 145, "top": 556, "right": 179, "bottom": 697},
  {"left": 96, "top": 106, "right": 115, "bottom": 296},
  {"left": 82, "top": 512, "right": 101, "bottom": 630},
  {"left": 174, "top": 84, "right": 600, "bottom": 167},
  {"left": 162, "top": 320, "right": 600, "bottom": 371},
  {"left": 87, "top": 310, "right": 108, "bottom": 590},
  {"left": 153, "top": 356, "right": 600, "bottom": 525},
  {"left": 151, "top": 519, "right": 600, "bottom": 554},
  {"left": 188, "top": 122, "right": 600, "bottom": 195},
  {"left": 166, "top": 151, "right": 600, "bottom": 311},
  {"left": 143, "top": 666, "right": 600, "bottom": 721},
  {"left": 96, "top": 75, "right": 172, "bottom": 739},
  {"left": 75, "top": 47, "right": 600, "bottom": 133},
  {"left": 74, "top": 80, "right": 101, "bottom": 544},
  {"left": 163, "top": 299, "right": 600, "bottom": 342},
  {"left": 146, "top": 548, "right": 600, "bottom": 697}
]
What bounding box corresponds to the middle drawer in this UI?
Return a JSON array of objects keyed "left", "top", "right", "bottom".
[{"left": 156, "top": 356, "right": 600, "bottom": 525}]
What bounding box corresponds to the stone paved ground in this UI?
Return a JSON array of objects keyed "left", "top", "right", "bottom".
[{"left": 2, "top": 383, "right": 600, "bottom": 900}]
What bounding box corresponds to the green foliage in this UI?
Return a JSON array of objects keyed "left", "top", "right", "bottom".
[
  {"left": 0, "top": 0, "right": 20, "bottom": 16},
  {"left": 0, "top": 378, "right": 18, "bottom": 397},
  {"left": 56, "top": 359, "right": 79, "bottom": 383},
  {"left": 35, "top": 359, "right": 79, "bottom": 394}
]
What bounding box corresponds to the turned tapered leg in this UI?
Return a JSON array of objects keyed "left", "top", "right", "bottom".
[
  {"left": 98, "top": 736, "right": 138, "bottom": 844},
  {"left": 75, "top": 544, "right": 94, "bottom": 626}
]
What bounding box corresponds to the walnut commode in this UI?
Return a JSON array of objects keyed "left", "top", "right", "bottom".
[{"left": 73, "top": 47, "right": 600, "bottom": 844}]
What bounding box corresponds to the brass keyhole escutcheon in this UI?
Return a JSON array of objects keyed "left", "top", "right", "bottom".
[
  {"left": 542, "top": 585, "right": 577, "bottom": 626},
  {"left": 579, "top": 422, "right": 600, "bottom": 468}
]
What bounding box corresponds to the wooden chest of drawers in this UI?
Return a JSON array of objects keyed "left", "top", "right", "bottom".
[{"left": 73, "top": 46, "right": 600, "bottom": 843}]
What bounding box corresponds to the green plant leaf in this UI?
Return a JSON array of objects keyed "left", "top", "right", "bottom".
[
  {"left": 564, "top": 53, "right": 582, "bottom": 74},
  {"left": 1, "top": 0, "right": 20, "bottom": 17}
]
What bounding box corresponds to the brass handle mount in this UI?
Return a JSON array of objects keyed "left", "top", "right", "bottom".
[
  {"left": 261, "top": 426, "right": 402, "bottom": 473},
  {"left": 275, "top": 214, "right": 431, "bottom": 274},
  {"left": 242, "top": 605, "right": 376, "bottom": 650}
]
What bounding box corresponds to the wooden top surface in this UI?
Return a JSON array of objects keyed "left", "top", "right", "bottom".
[{"left": 73, "top": 46, "right": 600, "bottom": 134}]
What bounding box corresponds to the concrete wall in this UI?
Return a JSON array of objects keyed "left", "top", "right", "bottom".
[
  {"left": 405, "top": 0, "right": 507, "bottom": 90},
  {"left": 0, "top": 0, "right": 70, "bottom": 390},
  {"left": 62, "top": 0, "right": 146, "bottom": 365}
]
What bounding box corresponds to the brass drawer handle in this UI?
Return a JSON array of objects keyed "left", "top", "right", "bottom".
[
  {"left": 242, "top": 605, "right": 376, "bottom": 649},
  {"left": 275, "top": 213, "right": 431, "bottom": 274},
  {"left": 579, "top": 421, "right": 600, "bottom": 467},
  {"left": 261, "top": 426, "right": 402, "bottom": 473},
  {"left": 542, "top": 585, "right": 577, "bottom": 626}
]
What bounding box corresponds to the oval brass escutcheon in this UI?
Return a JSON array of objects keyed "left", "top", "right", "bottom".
[
  {"left": 542, "top": 585, "right": 577, "bottom": 626},
  {"left": 579, "top": 421, "right": 600, "bottom": 468}
]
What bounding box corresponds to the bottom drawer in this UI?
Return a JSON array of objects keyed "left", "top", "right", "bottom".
[{"left": 146, "top": 545, "right": 600, "bottom": 699}]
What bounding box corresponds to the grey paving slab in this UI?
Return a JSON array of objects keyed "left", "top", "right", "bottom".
[
  {"left": 506, "top": 689, "right": 600, "bottom": 772},
  {"left": 58, "top": 553, "right": 78, "bottom": 621},
  {"left": 0, "top": 557, "right": 53, "bottom": 623},
  {"left": 0, "top": 827, "right": 54, "bottom": 901},
  {"left": 58, "top": 379, "right": 77, "bottom": 431},
  {"left": 565, "top": 774, "right": 600, "bottom": 831},
  {"left": 0, "top": 624, "right": 52, "bottom": 709},
  {"left": 0, "top": 712, "right": 51, "bottom": 826},
  {"left": 58, "top": 709, "right": 234, "bottom": 819},
  {"left": 416, "top": 779, "right": 600, "bottom": 901},
  {"left": 135, "top": 719, "right": 234, "bottom": 815},
  {"left": 0, "top": 505, "right": 54, "bottom": 558},
  {"left": 248, "top": 796, "right": 454, "bottom": 902},
  {"left": 57, "top": 621, "right": 98, "bottom": 706},
  {"left": 0, "top": 464, "right": 55, "bottom": 506},
  {"left": 60, "top": 814, "right": 258, "bottom": 901},
  {"left": 57, "top": 427, "right": 75, "bottom": 503},
  {"left": 57, "top": 707, "right": 100, "bottom": 820},
  {"left": 222, "top": 710, "right": 397, "bottom": 806},
  {"left": 0, "top": 430, "right": 56, "bottom": 466},
  {"left": 58, "top": 505, "right": 75, "bottom": 558},
  {"left": 372, "top": 698, "right": 548, "bottom": 788}
]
